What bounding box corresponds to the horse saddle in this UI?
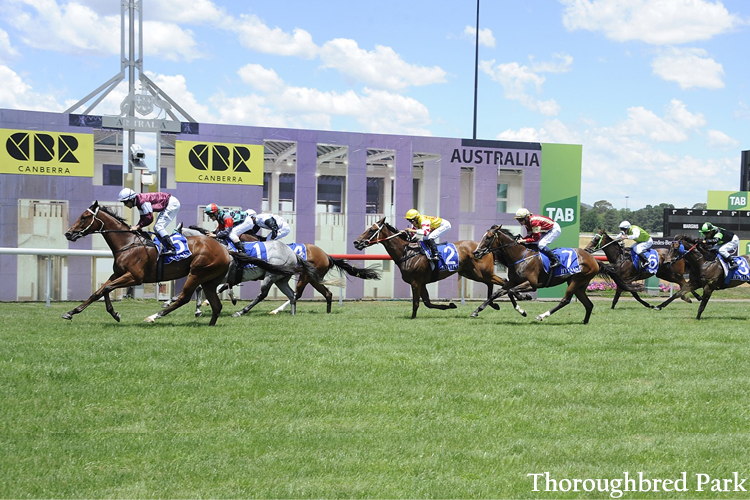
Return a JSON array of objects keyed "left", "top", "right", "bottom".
[
  {"left": 722, "top": 257, "right": 749, "bottom": 285},
  {"left": 538, "top": 248, "right": 580, "bottom": 277},
  {"left": 629, "top": 248, "right": 658, "bottom": 273},
  {"left": 154, "top": 234, "right": 191, "bottom": 264},
  {"left": 230, "top": 241, "right": 268, "bottom": 268},
  {"left": 418, "top": 241, "right": 459, "bottom": 272}
]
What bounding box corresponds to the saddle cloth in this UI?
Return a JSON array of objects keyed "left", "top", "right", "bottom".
[
  {"left": 418, "top": 241, "right": 459, "bottom": 272},
  {"left": 538, "top": 248, "right": 581, "bottom": 277},
  {"left": 287, "top": 243, "right": 307, "bottom": 260},
  {"left": 629, "top": 248, "right": 659, "bottom": 274},
  {"left": 154, "top": 234, "right": 191, "bottom": 264},
  {"left": 229, "top": 241, "right": 269, "bottom": 268}
]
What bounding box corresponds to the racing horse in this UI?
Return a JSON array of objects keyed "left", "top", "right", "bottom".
[
  {"left": 352, "top": 217, "right": 520, "bottom": 318},
  {"left": 471, "top": 225, "right": 634, "bottom": 324},
  {"left": 584, "top": 229, "right": 700, "bottom": 309},
  {"left": 184, "top": 226, "right": 381, "bottom": 315},
  {"left": 656, "top": 234, "right": 750, "bottom": 319},
  {"left": 62, "top": 202, "right": 296, "bottom": 326}
]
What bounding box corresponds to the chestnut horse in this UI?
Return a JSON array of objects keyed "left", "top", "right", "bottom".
[
  {"left": 584, "top": 229, "right": 700, "bottom": 309},
  {"left": 352, "top": 217, "right": 518, "bottom": 318},
  {"left": 184, "top": 226, "right": 381, "bottom": 315},
  {"left": 63, "top": 202, "right": 296, "bottom": 326},
  {"left": 657, "top": 234, "right": 750, "bottom": 319},
  {"left": 471, "top": 225, "right": 634, "bottom": 324}
]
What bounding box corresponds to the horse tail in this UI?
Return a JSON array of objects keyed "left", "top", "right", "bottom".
[
  {"left": 296, "top": 255, "right": 323, "bottom": 284},
  {"left": 595, "top": 261, "right": 643, "bottom": 292},
  {"left": 229, "top": 252, "right": 297, "bottom": 276},
  {"left": 327, "top": 256, "right": 382, "bottom": 280}
]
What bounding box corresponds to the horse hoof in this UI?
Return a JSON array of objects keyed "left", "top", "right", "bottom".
[
  {"left": 269, "top": 310, "right": 278, "bottom": 315},
  {"left": 535, "top": 315, "right": 544, "bottom": 321},
  {"left": 654, "top": 306, "right": 662, "bottom": 311},
  {"left": 448, "top": 303, "right": 457, "bottom": 309},
  {"left": 232, "top": 311, "right": 243, "bottom": 318},
  {"left": 114, "top": 313, "right": 121, "bottom": 323},
  {"left": 470, "top": 311, "right": 478, "bottom": 318},
  {"left": 144, "top": 316, "right": 155, "bottom": 323},
  {"left": 194, "top": 311, "right": 203, "bottom": 318},
  {"left": 61, "top": 313, "right": 72, "bottom": 320},
  {"left": 490, "top": 303, "right": 500, "bottom": 310},
  {"left": 521, "top": 311, "right": 527, "bottom": 317},
  {"left": 231, "top": 298, "right": 238, "bottom": 306}
]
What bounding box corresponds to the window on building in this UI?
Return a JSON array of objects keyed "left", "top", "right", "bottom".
[
  {"left": 317, "top": 175, "right": 345, "bottom": 213},
  {"left": 102, "top": 164, "right": 122, "bottom": 186},
  {"left": 366, "top": 177, "right": 384, "bottom": 214},
  {"left": 412, "top": 178, "right": 420, "bottom": 210},
  {"left": 160, "top": 167, "right": 168, "bottom": 189},
  {"left": 262, "top": 173, "right": 271, "bottom": 212},
  {"left": 279, "top": 173, "right": 295, "bottom": 212},
  {"left": 497, "top": 183, "right": 509, "bottom": 213}
]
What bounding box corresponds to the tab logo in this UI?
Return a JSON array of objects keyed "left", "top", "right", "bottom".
[
  {"left": 728, "top": 192, "right": 749, "bottom": 210},
  {"left": 542, "top": 195, "right": 578, "bottom": 228},
  {"left": 0, "top": 128, "right": 93, "bottom": 177},
  {"left": 176, "top": 140, "right": 263, "bottom": 186}
]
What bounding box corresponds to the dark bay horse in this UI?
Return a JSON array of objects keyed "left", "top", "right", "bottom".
[
  {"left": 63, "top": 202, "right": 296, "bottom": 326},
  {"left": 471, "top": 225, "right": 634, "bottom": 324},
  {"left": 186, "top": 226, "right": 381, "bottom": 315},
  {"left": 657, "top": 234, "right": 750, "bottom": 319},
  {"left": 352, "top": 217, "right": 516, "bottom": 318},
  {"left": 584, "top": 229, "right": 700, "bottom": 309}
]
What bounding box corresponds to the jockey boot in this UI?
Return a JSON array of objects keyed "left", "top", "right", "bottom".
[
  {"left": 540, "top": 247, "right": 561, "bottom": 268},
  {"left": 638, "top": 252, "right": 649, "bottom": 269},
  {"left": 426, "top": 239, "right": 440, "bottom": 262},
  {"left": 159, "top": 235, "right": 176, "bottom": 256},
  {"left": 724, "top": 255, "right": 738, "bottom": 271},
  {"left": 233, "top": 240, "right": 246, "bottom": 254}
]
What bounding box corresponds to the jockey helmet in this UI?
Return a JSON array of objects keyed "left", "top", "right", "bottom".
[
  {"left": 619, "top": 221, "right": 631, "bottom": 231},
  {"left": 514, "top": 208, "right": 531, "bottom": 220},
  {"left": 405, "top": 208, "right": 420, "bottom": 220},
  {"left": 117, "top": 188, "right": 137, "bottom": 202},
  {"left": 205, "top": 203, "right": 220, "bottom": 216},
  {"left": 700, "top": 222, "right": 714, "bottom": 234},
  {"left": 246, "top": 209, "right": 257, "bottom": 219}
]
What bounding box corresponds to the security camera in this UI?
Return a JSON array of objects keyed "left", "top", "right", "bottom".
[{"left": 130, "top": 144, "right": 145, "bottom": 160}]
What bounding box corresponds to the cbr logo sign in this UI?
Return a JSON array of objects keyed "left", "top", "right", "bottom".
[
  {"left": 0, "top": 128, "right": 94, "bottom": 177},
  {"left": 175, "top": 140, "right": 263, "bottom": 186}
]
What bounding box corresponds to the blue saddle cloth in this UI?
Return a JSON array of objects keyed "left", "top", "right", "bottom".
[
  {"left": 287, "top": 243, "right": 307, "bottom": 260},
  {"left": 539, "top": 248, "right": 581, "bottom": 277},
  {"left": 418, "top": 241, "right": 459, "bottom": 272},
  {"left": 724, "top": 257, "right": 750, "bottom": 285},
  {"left": 229, "top": 241, "right": 268, "bottom": 268},
  {"left": 154, "top": 234, "right": 191, "bottom": 264},
  {"left": 630, "top": 248, "right": 659, "bottom": 274}
]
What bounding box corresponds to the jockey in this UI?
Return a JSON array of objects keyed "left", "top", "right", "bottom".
[
  {"left": 204, "top": 203, "right": 255, "bottom": 254},
  {"left": 700, "top": 222, "right": 739, "bottom": 271},
  {"left": 246, "top": 210, "right": 291, "bottom": 241},
  {"left": 514, "top": 208, "right": 561, "bottom": 268},
  {"left": 615, "top": 220, "right": 653, "bottom": 269},
  {"left": 118, "top": 188, "right": 180, "bottom": 256},
  {"left": 404, "top": 208, "right": 451, "bottom": 261}
]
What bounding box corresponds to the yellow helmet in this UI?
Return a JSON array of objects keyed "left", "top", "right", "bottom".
[
  {"left": 405, "top": 209, "right": 420, "bottom": 220},
  {"left": 514, "top": 208, "right": 531, "bottom": 220}
]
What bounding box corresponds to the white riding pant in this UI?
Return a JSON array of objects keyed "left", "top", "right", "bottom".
[
  {"left": 229, "top": 217, "right": 257, "bottom": 244},
  {"left": 537, "top": 222, "right": 561, "bottom": 252},
  {"left": 423, "top": 220, "right": 451, "bottom": 241},
  {"left": 718, "top": 235, "right": 740, "bottom": 260},
  {"left": 267, "top": 222, "right": 291, "bottom": 240},
  {"left": 633, "top": 238, "right": 653, "bottom": 255},
  {"left": 153, "top": 196, "right": 180, "bottom": 239}
]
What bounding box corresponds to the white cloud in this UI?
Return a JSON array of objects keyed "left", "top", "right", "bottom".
[
  {"left": 238, "top": 64, "right": 285, "bottom": 93},
  {"left": 0, "top": 28, "right": 19, "bottom": 62},
  {"left": 651, "top": 47, "right": 724, "bottom": 89},
  {"left": 561, "top": 0, "right": 742, "bottom": 45},
  {"left": 0, "top": 65, "right": 63, "bottom": 111},
  {"left": 480, "top": 55, "right": 570, "bottom": 116},
  {"left": 231, "top": 13, "right": 318, "bottom": 59},
  {"left": 319, "top": 38, "right": 447, "bottom": 91},
  {"left": 146, "top": 0, "right": 226, "bottom": 24},
  {"left": 612, "top": 99, "right": 705, "bottom": 142},
  {"left": 462, "top": 26, "right": 496, "bottom": 48},
  {"left": 496, "top": 119, "right": 580, "bottom": 144},
  {"left": 144, "top": 22, "right": 205, "bottom": 62},
  {"left": 706, "top": 129, "right": 739, "bottom": 149}
]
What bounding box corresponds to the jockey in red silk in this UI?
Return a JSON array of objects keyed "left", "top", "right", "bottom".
[
  {"left": 514, "top": 208, "right": 562, "bottom": 268},
  {"left": 204, "top": 203, "right": 256, "bottom": 254},
  {"left": 118, "top": 188, "right": 180, "bottom": 256}
]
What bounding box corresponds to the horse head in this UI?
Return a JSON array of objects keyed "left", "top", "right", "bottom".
[
  {"left": 65, "top": 201, "right": 104, "bottom": 241},
  {"left": 353, "top": 217, "right": 403, "bottom": 250},
  {"left": 473, "top": 225, "right": 501, "bottom": 259},
  {"left": 665, "top": 235, "right": 701, "bottom": 265}
]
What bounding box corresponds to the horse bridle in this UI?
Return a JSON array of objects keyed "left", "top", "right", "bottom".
[
  {"left": 361, "top": 220, "right": 405, "bottom": 247},
  {"left": 69, "top": 206, "right": 106, "bottom": 239}
]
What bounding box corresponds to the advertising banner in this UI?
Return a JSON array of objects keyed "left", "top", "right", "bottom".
[
  {"left": 0, "top": 128, "right": 94, "bottom": 177},
  {"left": 175, "top": 140, "right": 264, "bottom": 186}
]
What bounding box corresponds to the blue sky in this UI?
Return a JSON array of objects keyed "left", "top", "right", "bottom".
[{"left": 0, "top": 0, "right": 747, "bottom": 210}]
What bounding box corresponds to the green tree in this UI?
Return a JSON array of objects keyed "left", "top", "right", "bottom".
[{"left": 580, "top": 209, "right": 602, "bottom": 232}]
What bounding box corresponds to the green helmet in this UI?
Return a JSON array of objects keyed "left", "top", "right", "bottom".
[{"left": 700, "top": 222, "right": 714, "bottom": 234}]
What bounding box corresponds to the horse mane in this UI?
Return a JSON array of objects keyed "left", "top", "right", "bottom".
[
  {"left": 384, "top": 221, "right": 410, "bottom": 241},
  {"left": 497, "top": 226, "right": 517, "bottom": 240},
  {"left": 97, "top": 204, "right": 129, "bottom": 226},
  {"left": 675, "top": 234, "right": 699, "bottom": 244}
]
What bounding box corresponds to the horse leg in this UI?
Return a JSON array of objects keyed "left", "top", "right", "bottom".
[
  {"left": 696, "top": 287, "right": 714, "bottom": 320},
  {"left": 194, "top": 286, "right": 204, "bottom": 318},
  {"left": 269, "top": 300, "right": 291, "bottom": 315},
  {"left": 611, "top": 288, "right": 622, "bottom": 309},
  {"left": 201, "top": 277, "right": 225, "bottom": 326},
  {"left": 654, "top": 283, "right": 694, "bottom": 310},
  {"left": 102, "top": 291, "right": 121, "bottom": 322},
  {"left": 419, "top": 285, "right": 457, "bottom": 311},
  {"left": 535, "top": 283, "right": 576, "bottom": 322},
  {"left": 275, "top": 278, "right": 297, "bottom": 316},
  {"left": 233, "top": 276, "right": 274, "bottom": 317},
  {"left": 62, "top": 273, "right": 136, "bottom": 321},
  {"left": 410, "top": 283, "right": 421, "bottom": 318},
  {"left": 147, "top": 272, "right": 220, "bottom": 324},
  {"left": 574, "top": 287, "right": 595, "bottom": 324},
  {"left": 627, "top": 288, "right": 654, "bottom": 309}
]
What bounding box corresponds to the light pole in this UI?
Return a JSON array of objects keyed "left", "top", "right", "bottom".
[
  {"left": 625, "top": 196, "right": 629, "bottom": 211},
  {"left": 472, "top": 0, "right": 480, "bottom": 139}
]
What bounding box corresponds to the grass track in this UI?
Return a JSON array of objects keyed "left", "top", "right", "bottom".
[{"left": 2, "top": 298, "right": 750, "bottom": 498}]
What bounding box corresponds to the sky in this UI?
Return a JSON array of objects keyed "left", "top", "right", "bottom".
[{"left": 0, "top": 0, "right": 748, "bottom": 211}]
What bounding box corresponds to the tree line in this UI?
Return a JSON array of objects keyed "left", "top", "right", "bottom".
[{"left": 580, "top": 200, "right": 707, "bottom": 234}]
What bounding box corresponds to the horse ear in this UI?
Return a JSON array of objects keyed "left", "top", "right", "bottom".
[
  {"left": 92, "top": 200, "right": 99, "bottom": 208},
  {"left": 378, "top": 216, "right": 386, "bottom": 225}
]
